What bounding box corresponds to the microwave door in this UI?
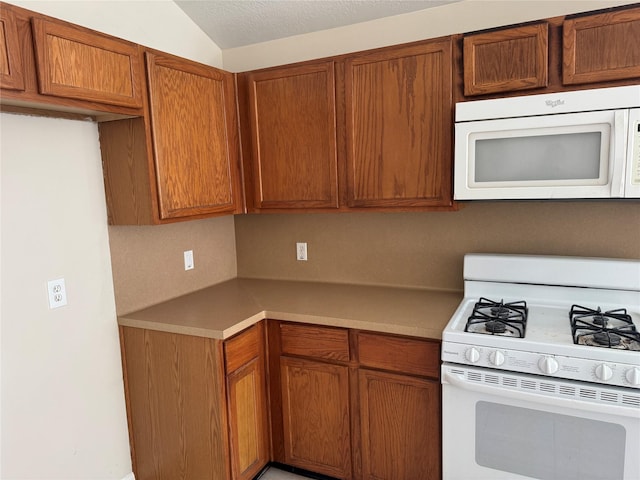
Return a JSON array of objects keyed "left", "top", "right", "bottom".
[
  {"left": 454, "top": 110, "right": 622, "bottom": 200},
  {"left": 625, "top": 108, "right": 640, "bottom": 198}
]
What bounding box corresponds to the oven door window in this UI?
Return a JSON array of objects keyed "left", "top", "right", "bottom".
[{"left": 476, "top": 401, "right": 626, "bottom": 480}]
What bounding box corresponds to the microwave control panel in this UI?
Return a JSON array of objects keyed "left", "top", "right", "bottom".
[{"left": 633, "top": 119, "right": 640, "bottom": 185}]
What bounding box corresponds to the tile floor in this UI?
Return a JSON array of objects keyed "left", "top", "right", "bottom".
[{"left": 259, "top": 467, "right": 310, "bottom": 479}]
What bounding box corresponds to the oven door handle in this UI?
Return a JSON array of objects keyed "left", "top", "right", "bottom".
[{"left": 443, "top": 371, "right": 640, "bottom": 419}]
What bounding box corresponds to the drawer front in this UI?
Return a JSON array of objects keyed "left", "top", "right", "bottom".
[
  {"left": 280, "top": 323, "right": 349, "bottom": 362},
  {"left": 357, "top": 332, "right": 440, "bottom": 378},
  {"left": 225, "top": 323, "right": 261, "bottom": 374}
]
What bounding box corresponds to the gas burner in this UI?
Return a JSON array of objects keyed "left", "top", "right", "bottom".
[
  {"left": 570, "top": 305, "right": 640, "bottom": 351},
  {"left": 464, "top": 298, "right": 528, "bottom": 338}
]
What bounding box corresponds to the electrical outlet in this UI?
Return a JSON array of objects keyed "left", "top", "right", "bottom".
[
  {"left": 296, "top": 242, "right": 308, "bottom": 261},
  {"left": 47, "top": 278, "right": 67, "bottom": 309},
  {"left": 184, "top": 250, "right": 194, "bottom": 270}
]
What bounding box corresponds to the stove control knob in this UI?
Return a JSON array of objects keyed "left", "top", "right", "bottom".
[
  {"left": 595, "top": 363, "right": 614, "bottom": 382},
  {"left": 465, "top": 347, "right": 481, "bottom": 363},
  {"left": 538, "top": 356, "right": 559, "bottom": 375},
  {"left": 625, "top": 367, "right": 640, "bottom": 386},
  {"left": 489, "top": 350, "right": 505, "bottom": 366}
]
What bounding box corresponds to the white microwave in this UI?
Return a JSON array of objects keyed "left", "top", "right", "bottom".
[{"left": 454, "top": 85, "right": 640, "bottom": 200}]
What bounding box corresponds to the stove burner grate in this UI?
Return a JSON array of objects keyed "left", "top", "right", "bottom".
[
  {"left": 570, "top": 305, "right": 640, "bottom": 350},
  {"left": 465, "top": 298, "right": 528, "bottom": 338}
]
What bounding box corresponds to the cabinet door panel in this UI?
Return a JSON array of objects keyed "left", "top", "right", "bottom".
[
  {"left": 227, "top": 359, "right": 270, "bottom": 480},
  {"left": 0, "top": 7, "right": 25, "bottom": 91},
  {"left": 248, "top": 62, "right": 339, "bottom": 209},
  {"left": 563, "top": 7, "right": 640, "bottom": 85},
  {"left": 359, "top": 369, "right": 440, "bottom": 480},
  {"left": 280, "top": 356, "right": 352, "bottom": 479},
  {"left": 464, "top": 23, "right": 548, "bottom": 95},
  {"left": 31, "top": 18, "right": 143, "bottom": 107},
  {"left": 146, "top": 52, "right": 241, "bottom": 219},
  {"left": 345, "top": 39, "right": 453, "bottom": 208}
]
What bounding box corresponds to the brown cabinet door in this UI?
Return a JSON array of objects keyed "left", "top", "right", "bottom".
[
  {"left": 247, "top": 62, "right": 339, "bottom": 209},
  {"left": 30, "top": 17, "right": 143, "bottom": 107},
  {"left": 120, "top": 327, "right": 229, "bottom": 480},
  {"left": 563, "top": 6, "right": 640, "bottom": 85},
  {"left": 359, "top": 369, "right": 440, "bottom": 480},
  {"left": 0, "top": 6, "right": 25, "bottom": 91},
  {"left": 280, "top": 356, "right": 352, "bottom": 479},
  {"left": 463, "top": 23, "right": 549, "bottom": 96},
  {"left": 225, "top": 324, "right": 270, "bottom": 480},
  {"left": 344, "top": 39, "right": 453, "bottom": 208},
  {"left": 146, "top": 52, "right": 242, "bottom": 219}
]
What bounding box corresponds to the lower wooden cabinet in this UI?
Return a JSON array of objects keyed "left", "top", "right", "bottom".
[
  {"left": 280, "top": 356, "right": 352, "bottom": 479},
  {"left": 269, "top": 320, "right": 442, "bottom": 480},
  {"left": 225, "top": 322, "right": 270, "bottom": 480},
  {"left": 359, "top": 369, "right": 441, "bottom": 480},
  {"left": 120, "top": 322, "right": 270, "bottom": 480}
]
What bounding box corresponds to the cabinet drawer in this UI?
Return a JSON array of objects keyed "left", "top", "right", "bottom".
[
  {"left": 225, "top": 324, "right": 261, "bottom": 374},
  {"left": 357, "top": 332, "right": 439, "bottom": 378},
  {"left": 280, "top": 323, "right": 349, "bottom": 362}
]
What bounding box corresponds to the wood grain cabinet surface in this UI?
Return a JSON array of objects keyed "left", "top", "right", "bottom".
[
  {"left": 463, "top": 23, "right": 549, "bottom": 95},
  {"left": 268, "top": 321, "right": 442, "bottom": 480},
  {"left": 99, "top": 51, "right": 243, "bottom": 224},
  {"left": 563, "top": 6, "right": 640, "bottom": 85},
  {"left": 344, "top": 38, "right": 454, "bottom": 209},
  {"left": 146, "top": 51, "right": 243, "bottom": 220},
  {"left": 0, "top": 5, "right": 25, "bottom": 91},
  {"left": 245, "top": 61, "right": 339, "bottom": 210},
  {"left": 120, "top": 327, "right": 230, "bottom": 480},
  {"left": 359, "top": 369, "right": 440, "bottom": 480},
  {"left": 120, "top": 322, "right": 270, "bottom": 480},
  {"left": 280, "top": 356, "right": 352, "bottom": 479},
  {"left": 31, "top": 17, "right": 143, "bottom": 108},
  {"left": 224, "top": 323, "right": 270, "bottom": 480}
]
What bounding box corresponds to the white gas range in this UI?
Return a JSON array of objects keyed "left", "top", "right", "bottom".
[{"left": 441, "top": 254, "right": 640, "bottom": 480}]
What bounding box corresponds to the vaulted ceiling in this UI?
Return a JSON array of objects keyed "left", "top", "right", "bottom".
[{"left": 175, "top": 0, "right": 460, "bottom": 49}]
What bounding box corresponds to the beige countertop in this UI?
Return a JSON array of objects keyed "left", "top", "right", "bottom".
[{"left": 117, "top": 278, "right": 463, "bottom": 340}]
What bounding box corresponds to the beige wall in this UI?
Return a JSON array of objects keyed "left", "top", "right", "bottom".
[
  {"left": 109, "top": 216, "right": 237, "bottom": 315},
  {"left": 235, "top": 202, "right": 640, "bottom": 291},
  {"left": 1, "top": 113, "right": 132, "bottom": 479}
]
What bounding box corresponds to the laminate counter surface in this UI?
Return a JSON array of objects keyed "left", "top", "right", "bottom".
[{"left": 117, "top": 278, "right": 463, "bottom": 340}]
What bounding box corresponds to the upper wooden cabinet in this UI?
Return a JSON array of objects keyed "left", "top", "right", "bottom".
[
  {"left": 146, "top": 52, "right": 242, "bottom": 219},
  {"left": 100, "top": 51, "right": 243, "bottom": 224},
  {"left": 463, "top": 23, "right": 549, "bottom": 96},
  {"left": 245, "top": 62, "right": 339, "bottom": 210},
  {"left": 31, "top": 18, "right": 143, "bottom": 108},
  {"left": 0, "top": 2, "right": 143, "bottom": 116},
  {"left": 344, "top": 38, "right": 454, "bottom": 209},
  {"left": 0, "top": 6, "right": 25, "bottom": 91},
  {"left": 563, "top": 6, "right": 640, "bottom": 85}
]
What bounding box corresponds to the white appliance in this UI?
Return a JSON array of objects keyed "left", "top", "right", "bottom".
[
  {"left": 454, "top": 85, "right": 640, "bottom": 200},
  {"left": 441, "top": 254, "right": 640, "bottom": 480}
]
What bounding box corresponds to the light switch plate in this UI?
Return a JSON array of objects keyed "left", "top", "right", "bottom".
[{"left": 184, "top": 250, "right": 194, "bottom": 270}]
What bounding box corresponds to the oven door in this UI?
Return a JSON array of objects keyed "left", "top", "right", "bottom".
[{"left": 442, "top": 364, "right": 640, "bottom": 480}]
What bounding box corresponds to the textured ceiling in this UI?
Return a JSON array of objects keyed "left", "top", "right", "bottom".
[{"left": 175, "top": 0, "right": 459, "bottom": 49}]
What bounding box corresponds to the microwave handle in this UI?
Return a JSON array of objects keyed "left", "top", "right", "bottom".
[
  {"left": 442, "top": 370, "right": 640, "bottom": 419},
  {"left": 611, "top": 110, "right": 629, "bottom": 197}
]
